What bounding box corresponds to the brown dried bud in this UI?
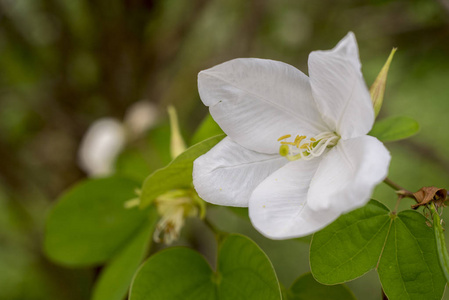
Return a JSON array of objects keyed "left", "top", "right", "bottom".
[{"left": 411, "top": 186, "right": 447, "bottom": 209}]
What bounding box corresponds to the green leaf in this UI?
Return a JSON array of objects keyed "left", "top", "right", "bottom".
[
  {"left": 44, "top": 177, "right": 148, "bottom": 266},
  {"left": 310, "top": 200, "right": 391, "bottom": 284},
  {"left": 131, "top": 247, "right": 215, "bottom": 300},
  {"left": 310, "top": 200, "right": 446, "bottom": 300},
  {"left": 217, "top": 234, "right": 281, "bottom": 299},
  {"left": 430, "top": 203, "right": 449, "bottom": 283},
  {"left": 191, "top": 113, "right": 224, "bottom": 145},
  {"left": 92, "top": 208, "right": 157, "bottom": 300},
  {"left": 140, "top": 134, "right": 225, "bottom": 208},
  {"left": 286, "top": 272, "right": 356, "bottom": 300},
  {"left": 369, "top": 116, "right": 419, "bottom": 142},
  {"left": 130, "top": 234, "right": 281, "bottom": 300},
  {"left": 378, "top": 210, "right": 446, "bottom": 300}
]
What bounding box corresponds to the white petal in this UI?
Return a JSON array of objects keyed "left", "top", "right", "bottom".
[
  {"left": 198, "top": 58, "right": 329, "bottom": 154},
  {"left": 249, "top": 159, "right": 341, "bottom": 239},
  {"left": 193, "top": 137, "right": 287, "bottom": 207},
  {"left": 308, "top": 32, "right": 374, "bottom": 139},
  {"left": 307, "top": 135, "right": 390, "bottom": 212}
]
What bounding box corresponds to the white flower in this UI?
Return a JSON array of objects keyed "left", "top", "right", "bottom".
[
  {"left": 78, "top": 101, "right": 159, "bottom": 177},
  {"left": 192, "top": 32, "right": 391, "bottom": 239},
  {"left": 123, "top": 101, "right": 160, "bottom": 140},
  {"left": 78, "top": 118, "right": 126, "bottom": 177}
]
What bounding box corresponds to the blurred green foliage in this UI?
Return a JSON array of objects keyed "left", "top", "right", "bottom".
[{"left": 1, "top": 0, "right": 449, "bottom": 299}]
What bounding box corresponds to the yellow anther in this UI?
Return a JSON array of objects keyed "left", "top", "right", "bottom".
[
  {"left": 279, "top": 145, "right": 289, "bottom": 156},
  {"left": 277, "top": 134, "right": 291, "bottom": 141},
  {"left": 294, "top": 135, "right": 306, "bottom": 147},
  {"left": 278, "top": 131, "right": 339, "bottom": 161}
]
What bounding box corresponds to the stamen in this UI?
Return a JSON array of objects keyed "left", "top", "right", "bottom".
[
  {"left": 277, "top": 134, "right": 291, "bottom": 141},
  {"left": 277, "top": 131, "right": 340, "bottom": 162},
  {"left": 294, "top": 135, "right": 306, "bottom": 147}
]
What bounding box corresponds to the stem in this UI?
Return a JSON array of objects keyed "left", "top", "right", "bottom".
[
  {"left": 430, "top": 202, "right": 449, "bottom": 283},
  {"left": 203, "top": 217, "right": 220, "bottom": 235},
  {"left": 203, "top": 217, "right": 227, "bottom": 244},
  {"left": 383, "top": 177, "right": 405, "bottom": 191},
  {"left": 393, "top": 195, "right": 403, "bottom": 214},
  {"left": 383, "top": 177, "right": 416, "bottom": 201},
  {"left": 384, "top": 177, "right": 417, "bottom": 214}
]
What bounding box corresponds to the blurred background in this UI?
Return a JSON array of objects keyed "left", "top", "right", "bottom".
[{"left": 1, "top": 0, "right": 449, "bottom": 299}]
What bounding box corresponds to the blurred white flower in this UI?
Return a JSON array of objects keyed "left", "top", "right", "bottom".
[
  {"left": 193, "top": 32, "right": 391, "bottom": 239},
  {"left": 78, "top": 118, "right": 125, "bottom": 177},
  {"left": 78, "top": 101, "right": 159, "bottom": 177},
  {"left": 123, "top": 101, "right": 159, "bottom": 139}
]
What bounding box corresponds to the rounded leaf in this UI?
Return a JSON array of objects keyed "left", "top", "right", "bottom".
[
  {"left": 378, "top": 210, "right": 446, "bottom": 300},
  {"left": 131, "top": 247, "right": 215, "bottom": 300},
  {"left": 369, "top": 116, "right": 419, "bottom": 142},
  {"left": 92, "top": 213, "right": 157, "bottom": 300},
  {"left": 310, "top": 200, "right": 391, "bottom": 284},
  {"left": 44, "top": 177, "right": 147, "bottom": 266},
  {"left": 130, "top": 234, "right": 281, "bottom": 300}
]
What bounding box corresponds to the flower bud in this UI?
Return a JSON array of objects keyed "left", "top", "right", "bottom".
[
  {"left": 168, "top": 105, "right": 187, "bottom": 159},
  {"left": 153, "top": 188, "right": 204, "bottom": 245},
  {"left": 370, "top": 48, "right": 397, "bottom": 117}
]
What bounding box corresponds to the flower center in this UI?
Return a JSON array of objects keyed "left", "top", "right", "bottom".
[{"left": 277, "top": 132, "right": 340, "bottom": 161}]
